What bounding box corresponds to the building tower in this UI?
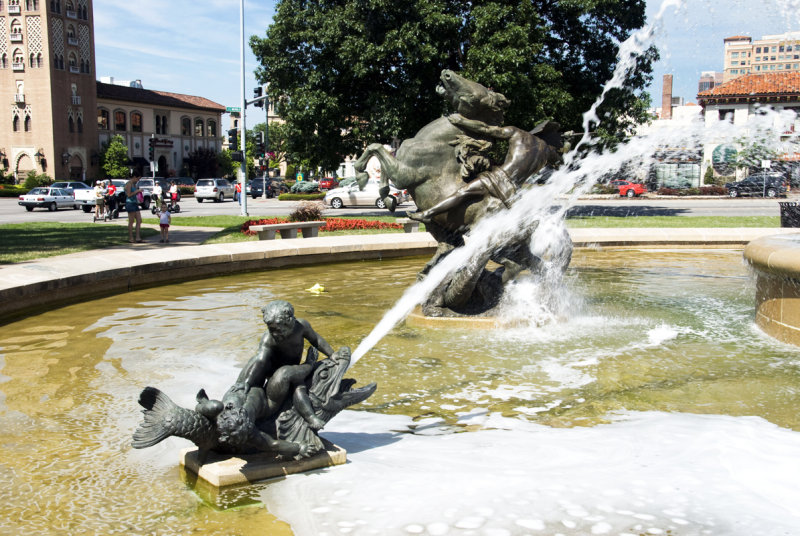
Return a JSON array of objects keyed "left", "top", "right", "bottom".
[{"left": 0, "top": 0, "right": 97, "bottom": 182}]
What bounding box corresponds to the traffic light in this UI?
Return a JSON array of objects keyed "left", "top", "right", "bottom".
[
  {"left": 227, "top": 128, "right": 237, "bottom": 147},
  {"left": 256, "top": 131, "right": 265, "bottom": 156},
  {"left": 148, "top": 137, "right": 154, "bottom": 160},
  {"left": 253, "top": 86, "right": 264, "bottom": 108}
]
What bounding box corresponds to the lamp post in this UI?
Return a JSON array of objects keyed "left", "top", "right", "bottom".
[{"left": 239, "top": 0, "right": 248, "bottom": 216}]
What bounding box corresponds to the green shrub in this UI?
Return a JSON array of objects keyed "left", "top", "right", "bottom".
[
  {"left": 277, "top": 193, "right": 326, "bottom": 201},
  {"left": 290, "top": 181, "right": 320, "bottom": 194},
  {"left": 179, "top": 186, "right": 194, "bottom": 196},
  {"left": 23, "top": 171, "right": 52, "bottom": 189},
  {"left": 703, "top": 166, "right": 715, "bottom": 185},
  {"left": 0, "top": 185, "right": 27, "bottom": 197}
]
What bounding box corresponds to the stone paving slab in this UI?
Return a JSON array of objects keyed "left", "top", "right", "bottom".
[{"left": 2, "top": 228, "right": 799, "bottom": 323}]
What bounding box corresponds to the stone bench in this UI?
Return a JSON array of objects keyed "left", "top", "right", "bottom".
[
  {"left": 396, "top": 218, "right": 420, "bottom": 233},
  {"left": 250, "top": 221, "right": 326, "bottom": 240}
]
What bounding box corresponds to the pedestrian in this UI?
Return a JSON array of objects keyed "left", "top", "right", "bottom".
[
  {"left": 169, "top": 181, "right": 178, "bottom": 206},
  {"left": 124, "top": 174, "right": 144, "bottom": 243},
  {"left": 152, "top": 180, "right": 162, "bottom": 211},
  {"left": 106, "top": 180, "right": 117, "bottom": 217},
  {"left": 93, "top": 180, "right": 106, "bottom": 221},
  {"left": 235, "top": 180, "right": 242, "bottom": 204},
  {"left": 158, "top": 202, "right": 171, "bottom": 243}
]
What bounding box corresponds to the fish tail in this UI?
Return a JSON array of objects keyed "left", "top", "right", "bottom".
[{"left": 131, "top": 386, "right": 179, "bottom": 449}]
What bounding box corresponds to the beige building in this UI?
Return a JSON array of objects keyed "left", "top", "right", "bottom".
[
  {"left": 0, "top": 0, "right": 225, "bottom": 183},
  {"left": 724, "top": 31, "right": 800, "bottom": 82}
]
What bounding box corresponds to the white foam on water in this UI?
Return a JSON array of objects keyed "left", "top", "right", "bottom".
[{"left": 260, "top": 410, "right": 800, "bottom": 535}]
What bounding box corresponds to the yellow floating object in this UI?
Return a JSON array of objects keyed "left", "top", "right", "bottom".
[{"left": 306, "top": 283, "right": 326, "bottom": 294}]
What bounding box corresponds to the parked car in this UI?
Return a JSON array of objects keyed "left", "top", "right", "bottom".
[
  {"left": 323, "top": 178, "right": 408, "bottom": 209},
  {"left": 318, "top": 177, "right": 340, "bottom": 190},
  {"left": 19, "top": 187, "right": 77, "bottom": 211},
  {"left": 172, "top": 177, "right": 196, "bottom": 187},
  {"left": 248, "top": 177, "right": 274, "bottom": 198},
  {"left": 51, "top": 181, "right": 89, "bottom": 192},
  {"left": 194, "top": 178, "right": 235, "bottom": 202},
  {"left": 610, "top": 179, "right": 647, "bottom": 198},
  {"left": 725, "top": 172, "right": 787, "bottom": 198}
]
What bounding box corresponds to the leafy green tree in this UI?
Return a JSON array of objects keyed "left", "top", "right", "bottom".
[
  {"left": 250, "top": 0, "right": 656, "bottom": 169},
  {"left": 23, "top": 170, "right": 52, "bottom": 189},
  {"left": 100, "top": 135, "right": 130, "bottom": 179},
  {"left": 186, "top": 147, "right": 219, "bottom": 179},
  {"left": 217, "top": 150, "right": 236, "bottom": 178}
]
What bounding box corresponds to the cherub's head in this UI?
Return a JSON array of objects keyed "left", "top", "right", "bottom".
[{"left": 262, "top": 300, "right": 295, "bottom": 341}]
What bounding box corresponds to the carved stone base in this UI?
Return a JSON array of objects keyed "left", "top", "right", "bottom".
[
  {"left": 407, "top": 306, "right": 508, "bottom": 329},
  {"left": 180, "top": 442, "right": 347, "bottom": 487}
]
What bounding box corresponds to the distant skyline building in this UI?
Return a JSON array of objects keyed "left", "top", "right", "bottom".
[
  {"left": 723, "top": 31, "right": 800, "bottom": 82},
  {"left": 698, "top": 71, "right": 724, "bottom": 93}
]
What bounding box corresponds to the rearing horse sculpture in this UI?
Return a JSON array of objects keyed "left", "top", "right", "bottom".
[{"left": 353, "top": 70, "right": 567, "bottom": 316}]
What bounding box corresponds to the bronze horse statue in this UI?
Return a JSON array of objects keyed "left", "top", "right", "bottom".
[{"left": 353, "top": 70, "right": 566, "bottom": 315}]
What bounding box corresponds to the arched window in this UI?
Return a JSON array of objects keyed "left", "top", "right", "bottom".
[
  {"left": 161, "top": 115, "right": 167, "bottom": 134},
  {"left": 114, "top": 110, "right": 126, "bottom": 131},
  {"left": 24, "top": 115, "right": 31, "bottom": 132},
  {"left": 12, "top": 116, "right": 19, "bottom": 132},
  {"left": 194, "top": 118, "right": 204, "bottom": 137},
  {"left": 10, "top": 19, "right": 22, "bottom": 35},
  {"left": 29, "top": 53, "right": 35, "bottom": 67},
  {"left": 181, "top": 117, "right": 191, "bottom": 136},
  {"left": 131, "top": 111, "right": 142, "bottom": 133},
  {"left": 13, "top": 48, "right": 24, "bottom": 65},
  {"left": 155, "top": 115, "right": 161, "bottom": 134},
  {"left": 97, "top": 109, "right": 109, "bottom": 130},
  {"left": 207, "top": 120, "right": 217, "bottom": 137},
  {"left": 66, "top": 24, "right": 75, "bottom": 40},
  {"left": 68, "top": 115, "right": 74, "bottom": 133},
  {"left": 77, "top": 116, "right": 83, "bottom": 133},
  {"left": 67, "top": 52, "right": 77, "bottom": 72},
  {"left": 81, "top": 5, "right": 87, "bottom": 18},
  {"left": 1, "top": 54, "right": 7, "bottom": 68},
  {"left": 50, "top": 0, "right": 60, "bottom": 13},
  {"left": 37, "top": 53, "right": 43, "bottom": 68}
]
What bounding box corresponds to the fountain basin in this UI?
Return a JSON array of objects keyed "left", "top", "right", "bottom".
[{"left": 744, "top": 233, "right": 800, "bottom": 346}]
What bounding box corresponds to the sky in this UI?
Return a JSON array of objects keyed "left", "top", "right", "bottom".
[{"left": 93, "top": 0, "right": 800, "bottom": 129}]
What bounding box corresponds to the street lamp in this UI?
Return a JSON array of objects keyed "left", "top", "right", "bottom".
[{"left": 61, "top": 150, "right": 70, "bottom": 166}]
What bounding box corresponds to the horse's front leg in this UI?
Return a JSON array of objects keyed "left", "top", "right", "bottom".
[{"left": 354, "top": 143, "right": 404, "bottom": 211}]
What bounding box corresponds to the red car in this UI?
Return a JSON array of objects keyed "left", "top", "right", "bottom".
[
  {"left": 610, "top": 179, "right": 647, "bottom": 198},
  {"left": 318, "top": 177, "right": 339, "bottom": 190}
]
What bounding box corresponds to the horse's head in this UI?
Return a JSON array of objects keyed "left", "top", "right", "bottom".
[{"left": 437, "top": 70, "right": 509, "bottom": 125}]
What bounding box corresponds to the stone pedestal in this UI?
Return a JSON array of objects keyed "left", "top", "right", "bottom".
[{"left": 180, "top": 442, "right": 347, "bottom": 487}]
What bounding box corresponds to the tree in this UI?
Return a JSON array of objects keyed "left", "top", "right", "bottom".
[
  {"left": 250, "top": 0, "right": 657, "bottom": 169},
  {"left": 100, "top": 135, "right": 130, "bottom": 179},
  {"left": 217, "top": 150, "right": 236, "bottom": 178},
  {"left": 186, "top": 147, "right": 219, "bottom": 179}
]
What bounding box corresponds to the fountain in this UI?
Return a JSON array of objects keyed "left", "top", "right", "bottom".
[{"left": 3, "top": 1, "right": 800, "bottom": 534}]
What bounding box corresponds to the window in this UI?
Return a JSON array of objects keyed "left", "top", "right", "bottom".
[
  {"left": 181, "top": 117, "right": 191, "bottom": 136},
  {"left": 161, "top": 115, "right": 167, "bottom": 134},
  {"left": 67, "top": 52, "right": 77, "bottom": 72},
  {"left": 77, "top": 115, "right": 82, "bottom": 133},
  {"left": 13, "top": 115, "right": 19, "bottom": 132},
  {"left": 155, "top": 115, "right": 161, "bottom": 134},
  {"left": 24, "top": 115, "right": 30, "bottom": 131},
  {"left": 731, "top": 61, "right": 738, "bottom": 66},
  {"left": 208, "top": 120, "right": 217, "bottom": 137},
  {"left": 756, "top": 56, "right": 761, "bottom": 61},
  {"left": 771, "top": 56, "right": 777, "bottom": 61},
  {"left": 731, "top": 52, "right": 739, "bottom": 58},
  {"left": 780, "top": 46, "right": 785, "bottom": 52},
  {"left": 97, "top": 109, "right": 109, "bottom": 130},
  {"left": 756, "top": 65, "right": 761, "bottom": 71},
  {"left": 772, "top": 46, "right": 777, "bottom": 52},
  {"left": 194, "top": 118, "right": 204, "bottom": 137},
  {"left": 1, "top": 54, "right": 6, "bottom": 68},
  {"left": 789, "top": 46, "right": 794, "bottom": 52},
  {"left": 730, "top": 69, "right": 738, "bottom": 74},
  {"left": 131, "top": 112, "right": 142, "bottom": 132},
  {"left": 68, "top": 115, "right": 74, "bottom": 133},
  {"left": 756, "top": 47, "right": 762, "bottom": 53},
  {"left": 719, "top": 109, "right": 734, "bottom": 122},
  {"left": 114, "top": 110, "right": 126, "bottom": 131},
  {"left": 50, "top": 0, "right": 59, "bottom": 12}
]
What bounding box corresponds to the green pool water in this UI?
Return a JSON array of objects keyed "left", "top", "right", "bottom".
[{"left": 0, "top": 248, "right": 797, "bottom": 534}]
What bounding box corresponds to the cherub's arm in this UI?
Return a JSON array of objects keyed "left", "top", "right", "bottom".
[
  {"left": 236, "top": 333, "right": 273, "bottom": 387},
  {"left": 299, "top": 319, "right": 334, "bottom": 357},
  {"left": 448, "top": 114, "right": 511, "bottom": 139}
]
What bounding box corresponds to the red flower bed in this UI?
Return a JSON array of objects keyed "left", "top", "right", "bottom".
[{"left": 241, "top": 217, "right": 401, "bottom": 236}]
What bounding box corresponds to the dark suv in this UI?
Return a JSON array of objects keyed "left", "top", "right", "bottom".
[
  {"left": 249, "top": 177, "right": 273, "bottom": 198},
  {"left": 725, "top": 172, "right": 787, "bottom": 198}
]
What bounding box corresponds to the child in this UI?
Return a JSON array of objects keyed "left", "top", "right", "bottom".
[{"left": 158, "top": 203, "right": 171, "bottom": 243}]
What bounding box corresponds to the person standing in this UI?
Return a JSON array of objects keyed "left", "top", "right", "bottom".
[
  {"left": 93, "top": 180, "right": 106, "bottom": 221},
  {"left": 105, "top": 180, "right": 117, "bottom": 218},
  {"left": 158, "top": 203, "right": 171, "bottom": 243},
  {"left": 168, "top": 181, "right": 178, "bottom": 206},
  {"left": 124, "top": 175, "right": 144, "bottom": 243},
  {"left": 152, "top": 180, "right": 163, "bottom": 211},
  {"left": 235, "top": 180, "right": 242, "bottom": 204}
]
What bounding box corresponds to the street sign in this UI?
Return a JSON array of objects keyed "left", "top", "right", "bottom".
[{"left": 226, "top": 106, "right": 241, "bottom": 112}]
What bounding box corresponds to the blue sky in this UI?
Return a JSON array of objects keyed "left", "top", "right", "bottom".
[{"left": 93, "top": 0, "right": 799, "bottom": 128}]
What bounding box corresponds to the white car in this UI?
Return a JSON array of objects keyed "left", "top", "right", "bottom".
[
  {"left": 324, "top": 179, "right": 408, "bottom": 209},
  {"left": 195, "top": 178, "right": 235, "bottom": 202},
  {"left": 19, "top": 187, "right": 77, "bottom": 211}
]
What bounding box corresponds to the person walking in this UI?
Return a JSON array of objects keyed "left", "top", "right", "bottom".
[
  {"left": 124, "top": 174, "right": 144, "bottom": 243},
  {"left": 93, "top": 180, "right": 106, "bottom": 221},
  {"left": 158, "top": 203, "right": 171, "bottom": 243}
]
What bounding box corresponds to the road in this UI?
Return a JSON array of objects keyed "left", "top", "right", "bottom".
[{"left": 0, "top": 195, "right": 791, "bottom": 225}]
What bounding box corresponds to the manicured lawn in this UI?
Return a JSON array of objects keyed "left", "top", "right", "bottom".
[
  {"left": 565, "top": 215, "right": 780, "bottom": 228},
  {"left": 0, "top": 222, "right": 158, "bottom": 264}
]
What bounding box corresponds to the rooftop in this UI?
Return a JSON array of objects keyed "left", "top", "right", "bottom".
[
  {"left": 698, "top": 72, "right": 800, "bottom": 98},
  {"left": 96, "top": 82, "right": 226, "bottom": 113}
]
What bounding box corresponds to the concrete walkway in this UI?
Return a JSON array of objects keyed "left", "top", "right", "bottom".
[{"left": 2, "top": 227, "right": 798, "bottom": 323}]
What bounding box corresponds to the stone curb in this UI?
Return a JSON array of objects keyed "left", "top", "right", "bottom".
[{"left": 2, "top": 228, "right": 798, "bottom": 324}]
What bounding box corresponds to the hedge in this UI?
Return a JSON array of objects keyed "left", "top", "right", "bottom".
[
  {"left": 240, "top": 217, "right": 402, "bottom": 235},
  {"left": 277, "top": 193, "right": 326, "bottom": 201}
]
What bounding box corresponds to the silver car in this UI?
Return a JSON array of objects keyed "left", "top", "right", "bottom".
[
  {"left": 195, "top": 178, "right": 235, "bottom": 203},
  {"left": 323, "top": 178, "right": 408, "bottom": 209},
  {"left": 18, "top": 187, "right": 77, "bottom": 211}
]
